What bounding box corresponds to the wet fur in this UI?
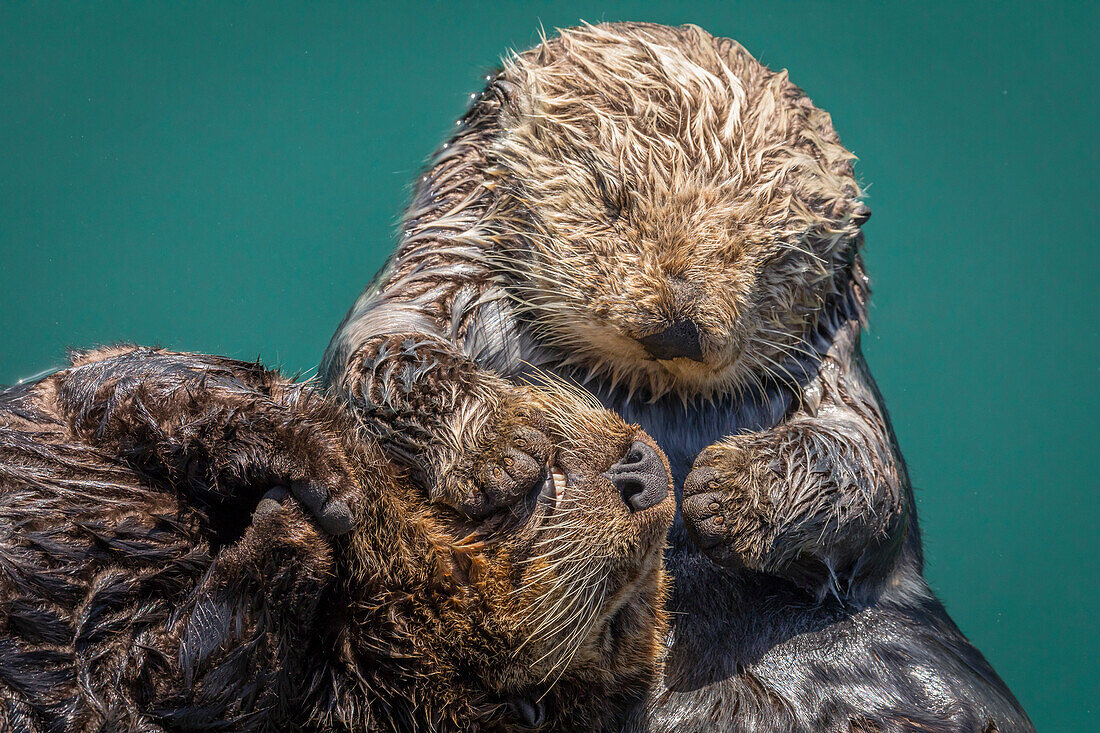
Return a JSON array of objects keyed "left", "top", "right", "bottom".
[
  {"left": 323, "top": 22, "right": 1032, "bottom": 732},
  {"left": 0, "top": 346, "right": 673, "bottom": 731}
]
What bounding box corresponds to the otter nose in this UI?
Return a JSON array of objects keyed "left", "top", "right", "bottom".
[
  {"left": 603, "top": 441, "right": 670, "bottom": 512},
  {"left": 638, "top": 319, "right": 704, "bottom": 362}
]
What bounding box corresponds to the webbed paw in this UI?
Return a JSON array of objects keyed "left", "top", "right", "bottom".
[
  {"left": 256, "top": 415, "right": 361, "bottom": 536},
  {"left": 439, "top": 393, "right": 553, "bottom": 518},
  {"left": 257, "top": 481, "right": 355, "bottom": 536},
  {"left": 681, "top": 438, "right": 776, "bottom": 569}
]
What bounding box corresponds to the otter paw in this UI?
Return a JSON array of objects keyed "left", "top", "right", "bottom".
[
  {"left": 264, "top": 424, "right": 360, "bottom": 536},
  {"left": 226, "top": 486, "right": 336, "bottom": 612},
  {"left": 444, "top": 400, "right": 553, "bottom": 517},
  {"left": 681, "top": 439, "right": 775, "bottom": 568},
  {"left": 263, "top": 481, "right": 355, "bottom": 536}
]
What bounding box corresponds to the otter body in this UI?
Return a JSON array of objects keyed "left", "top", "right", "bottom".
[
  {"left": 323, "top": 22, "right": 1031, "bottom": 732},
  {"left": 587, "top": 359, "right": 1023, "bottom": 733},
  {"left": 0, "top": 346, "right": 674, "bottom": 731},
  {"left": 0, "top": 347, "right": 357, "bottom": 730}
]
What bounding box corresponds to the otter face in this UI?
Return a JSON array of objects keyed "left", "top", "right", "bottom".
[
  {"left": 430, "top": 380, "right": 674, "bottom": 691},
  {"left": 484, "top": 24, "right": 870, "bottom": 398}
]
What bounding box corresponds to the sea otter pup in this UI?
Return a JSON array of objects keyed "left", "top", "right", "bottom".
[
  {"left": 322, "top": 22, "right": 1032, "bottom": 732},
  {"left": 0, "top": 345, "right": 674, "bottom": 731}
]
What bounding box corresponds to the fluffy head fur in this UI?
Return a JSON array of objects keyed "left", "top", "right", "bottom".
[
  {"left": 403, "top": 22, "right": 869, "bottom": 399},
  {"left": 339, "top": 375, "right": 676, "bottom": 730}
]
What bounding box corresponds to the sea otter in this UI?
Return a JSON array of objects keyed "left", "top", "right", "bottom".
[
  {"left": 322, "top": 22, "right": 1032, "bottom": 732},
  {"left": 0, "top": 345, "right": 674, "bottom": 731}
]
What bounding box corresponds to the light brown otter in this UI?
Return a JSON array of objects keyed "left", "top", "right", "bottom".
[
  {"left": 0, "top": 346, "right": 673, "bottom": 731},
  {"left": 322, "top": 21, "right": 1032, "bottom": 732}
]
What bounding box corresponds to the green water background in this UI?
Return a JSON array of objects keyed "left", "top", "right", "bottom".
[{"left": 2, "top": 2, "right": 1096, "bottom": 727}]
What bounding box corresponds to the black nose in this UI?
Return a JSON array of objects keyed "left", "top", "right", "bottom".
[
  {"left": 603, "top": 440, "right": 670, "bottom": 512},
  {"left": 638, "top": 319, "right": 704, "bottom": 362}
]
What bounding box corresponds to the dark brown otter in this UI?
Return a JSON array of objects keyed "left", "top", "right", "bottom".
[
  {"left": 322, "top": 21, "right": 1032, "bottom": 732},
  {"left": 0, "top": 345, "right": 674, "bottom": 731}
]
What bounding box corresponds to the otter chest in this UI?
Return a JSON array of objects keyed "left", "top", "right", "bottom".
[{"left": 567, "top": 378, "right": 793, "bottom": 489}]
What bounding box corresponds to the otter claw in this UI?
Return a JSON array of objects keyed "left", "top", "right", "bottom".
[
  {"left": 291, "top": 480, "right": 355, "bottom": 536},
  {"left": 455, "top": 408, "right": 554, "bottom": 517},
  {"left": 251, "top": 483, "right": 354, "bottom": 536},
  {"left": 682, "top": 469, "right": 730, "bottom": 550},
  {"left": 254, "top": 486, "right": 290, "bottom": 520}
]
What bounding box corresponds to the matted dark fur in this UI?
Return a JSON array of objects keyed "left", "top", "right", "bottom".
[
  {"left": 323, "top": 22, "right": 1032, "bottom": 732},
  {"left": 0, "top": 345, "right": 674, "bottom": 731}
]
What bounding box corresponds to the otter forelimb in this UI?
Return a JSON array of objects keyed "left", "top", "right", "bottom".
[
  {"left": 683, "top": 313, "right": 907, "bottom": 597},
  {"left": 38, "top": 345, "right": 357, "bottom": 535},
  {"left": 332, "top": 332, "right": 553, "bottom": 518}
]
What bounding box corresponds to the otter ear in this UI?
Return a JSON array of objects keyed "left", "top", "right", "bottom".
[
  {"left": 491, "top": 76, "right": 520, "bottom": 105},
  {"left": 851, "top": 202, "right": 872, "bottom": 227}
]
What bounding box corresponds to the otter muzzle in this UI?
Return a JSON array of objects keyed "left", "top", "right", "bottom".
[
  {"left": 638, "top": 319, "right": 704, "bottom": 362},
  {"left": 603, "top": 440, "right": 670, "bottom": 512}
]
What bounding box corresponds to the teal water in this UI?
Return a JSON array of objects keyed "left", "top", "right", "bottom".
[{"left": 1, "top": 3, "right": 1096, "bottom": 728}]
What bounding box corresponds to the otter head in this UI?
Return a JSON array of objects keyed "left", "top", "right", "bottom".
[
  {"left": 421, "top": 23, "right": 870, "bottom": 399},
  {"left": 348, "top": 378, "right": 674, "bottom": 729},
  {"left": 486, "top": 380, "right": 674, "bottom": 720}
]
